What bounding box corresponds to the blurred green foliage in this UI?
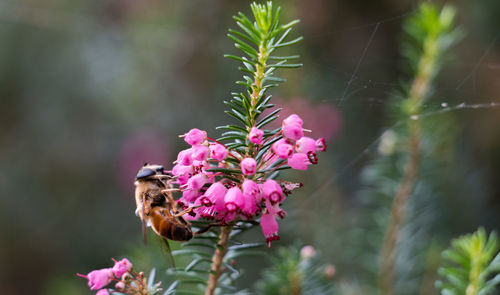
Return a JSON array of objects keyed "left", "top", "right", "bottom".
[{"left": 1, "top": 1, "right": 500, "bottom": 294}]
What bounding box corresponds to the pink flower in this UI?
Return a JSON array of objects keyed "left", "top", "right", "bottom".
[
  {"left": 96, "top": 289, "right": 110, "bottom": 295},
  {"left": 177, "top": 148, "right": 194, "bottom": 166},
  {"left": 172, "top": 164, "right": 192, "bottom": 185},
  {"left": 241, "top": 157, "right": 257, "bottom": 175},
  {"left": 242, "top": 179, "right": 260, "bottom": 198},
  {"left": 186, "top": 173, "right": 207, "bottom": 191},
  {"left": 316, "top": 137, "right": 327, "bottom": 152},
  {"left": 282, "top": 122, "right": 304, "bottom": 141},
  {"left": 179, "top": 189, "right": 201, "bottom": 204},
  {"left": 112, "top": 258, "right": 133, "bottom": 278},
  {"left": 241, "top": 192, "right": 258, "bottom": 217},
  {"left": 77, "top": 268, "right": 114, "bottom": 290},
  {"left": 115, "top": 281, "right": 125, "bottom": 290},
  {"left": 199, "top": 182, "right": 227, "bottom": 218},
  {"left": 272, "top": 139, "right": 294, "bottom": 159},
  {"left": 184, "top": 128, "right": 207, "bottom": 146},
  {"left": 260, "top": 213, "right": 280, "bottom": 247},
  {"left": 262, "top": 179, "right": 284, "bottom": 204},
  {"left": 296, "top": 137, "right": 316, "bottom": 154},
  {"left": 248, "top": 127, "right": 264, "bottom": 145},
  {"left": 209, "top": 143, "right": 228, "bottom": 161},
  {"left": 192, "top": 145, "right": 209, "bottom": 161},
  {"left": 224, "top": 187, "right": 244, "bottom": 213},
  {"left": 283, "top": 114, "right": 303, "bottom": 127},
  {"left": 288, "top": 153, "right": 310, "bottom": 170}
]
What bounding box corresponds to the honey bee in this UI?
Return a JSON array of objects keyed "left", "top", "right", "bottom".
[{"left": 134, "top": 163, "right": 193, "bottom": 243}]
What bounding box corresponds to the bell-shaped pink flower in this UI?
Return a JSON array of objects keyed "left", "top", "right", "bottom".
[
  {"left": 192, "top": 145, "right": 209, "bottom": 161},
  {"left": 260, "top": 213, "right": 280, "bottom": 247},
  {"left": 242, "top": 179, "right": 260, "bottom": 198},
  {"left": 186, "top": 173, "right": 207, "bottom": 191},
  {"left": 177, "top": 148, "right": 194, "bottom": 166},
  {"left": 241, "top": 157, "right": 257, "bottom": 175},
  {"left": 96, "top": 289, "right": 110, "bottom": 295},
  {"left": 248, "top": 127, "right": 264, "bottom": 145},
  {"left": 241, "top": 192, "right": 258, "bottom": 217},
  {"left": 209, "top": 143, "right": 228, "bottom": 162},
  {"left": 282, "top": 122, "right": 304, "bottom": 141},
  {"left": 316, "top": 137, "right": 327, "bottom": 152},
  {"left": 272, "top": 139, "right": 294, "bottom": 159},
  {"left": 184, "top": 128, "right": 207, "bottom": 146},
  {"left": 112, "top": 258, "right": 132, "bottom": 278},
  {"left": 171, "top": 164, "right": 192, "bottom": 186},
  {"left": 77, "top": 268, "right": 114, "bottom": 290},
  {"left": 288, "top": 153, "right": 310, "bottom": 170},
  {"left": 283, "top": 114, "right": 303, "bottom": 127},
  {"left": 179, "top": 189, "right": 201, "bottom": 204},
  {"left": 198, "top": 182, "right": 227, "bottom": 218},
  {"left": 296, "top": 137, "right": 316, "bottom": 154},
  {"left": 262, "top": 179, "right": 284, "bottom": 204},
  {"left": 224, "top": 187, "right": 244, "bottom": 213}
]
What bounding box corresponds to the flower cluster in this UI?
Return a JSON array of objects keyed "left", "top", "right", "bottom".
[
  {"left": 77, "top": 258, "right": 161, "bottom": 295},
  {"left": 170, "top": 114, "right": 325, "bottom": 246}
]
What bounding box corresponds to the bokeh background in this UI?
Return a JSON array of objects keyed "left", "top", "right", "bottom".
[{"left": 1, "top": 0, "right": 499, "bottom": 294}]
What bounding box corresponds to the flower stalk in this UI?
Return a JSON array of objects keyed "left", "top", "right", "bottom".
[
  {"left": 379, "top": 4, "right": 458, "bottom": 295},
  {"left": 205, "top": 226, "right": 233, "bottom": 295}
]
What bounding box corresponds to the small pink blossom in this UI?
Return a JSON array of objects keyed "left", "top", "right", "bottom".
[
  {"left": 242, "top": 179, "right": 260, "bottom": 198},
  {"left": 248, "top": 127, "right": 264, "bottom": 145},
  {"left": 78, "top": 268, "right": 114, "bottom": 290},
  {"left": 283, "top": 114, "right": 303, "bottom": 127},
  {"left": 316, "top": 137, "right": 327, "bottom": 151},
  {"left": 186, "top": 173, "right": 207, "bottom": 191},
  {"left": 177, "top": 148, "right": 194, "bottom": 166},
  {"left": 112, "top": 258, "right": 133, "bottom": 278},
  {"left": 96, "top": 289, "right": 110, "bottom": 295},
  {"left": 260, "top": 213, "right": 280, "bottom": 247},
  {"left": 184, "top": 128, "right": 207, "bottom": 146},
  {"left": 241, "top": 157, "right": 257, "bottom": 175},
  {"left": 262, "top": 179, "right": 284, "bottom": 204},
  {"left": 115, "top": 281, "right": 125, "bottom": 290},
  {"left": 282, "top": 123, "right": 303, "bottom": 141},
  {"left": 198, "top": 182, "right": 227, "bottom": 218},
  {"left": 224, "top": 187, "right": 244, "bottom": 213},
  {"left": 288, "top": 153, "right": 310, "bottom": 170},
  {"left": 296, "top": 137, "right": 317, "bottom": 154},
  {"left": 179, "top": 189, "right": 201, "bottom": 204},
  {"left": 272, "top": 139, "right": 294, "bottom": 159},
  {"left": 209, "top": 143, "right": 228, "bottom": 161},
  {"left": 192, "top": 145, "right": 209, "bottom": 161},
  {"left": 241, "top": 192, "right": 258, "bottom": 217}
]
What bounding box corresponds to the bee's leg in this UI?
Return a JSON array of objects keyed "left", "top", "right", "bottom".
[
  {"left": 172, "top": 206, "right": 196, "bottom": 217},
  {"left": 193, "top": 223, "right": 223, "bottom": 235}
]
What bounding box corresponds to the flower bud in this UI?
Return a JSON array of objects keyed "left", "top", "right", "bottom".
[
  {"left": 248, "top": 127, "right": 264, "bottom": 145},
  {"left": 209, "top": 143, "right": 228, "bottom": 162},
  {"left": 186, "top": 173, "right": 207, "bottom": 191},
  {"left": 300, "top": 245, "right": 316, "bottom": 260},
  {"left": 192, "top": 145, "right": 209, "bottom": 161},
  {"left": 283, "top": 114, "right": 303, "bottom": 127},
  {"left": 240, "top": 157, "right": 257, "bottom": 175},
  {"left": 78, "top": 268, "right": 114, "bottom": 290},
  {"left": 112, "top": 258, "right": 132, "bottom": 278},
  {"left": 184, "top": 128, "right": 207, "bottom": 146},
  {"left": 282, "top": 122, "right": 304, "bottom": 141},
  {"left": 177, "top": 148, "right": 194, "bottom": 166}
]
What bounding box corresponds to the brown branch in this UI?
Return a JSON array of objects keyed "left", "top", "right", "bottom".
[{"left": 205, "top": 226, "right": 233, "bottom": 295}]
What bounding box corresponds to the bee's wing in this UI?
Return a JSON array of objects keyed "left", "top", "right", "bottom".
[{"left": 159, "top": 237, "right": 176, "bottom": 269}]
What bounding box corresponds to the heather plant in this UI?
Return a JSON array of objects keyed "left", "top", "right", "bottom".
[{"left": 76, "top": 2, "right": 500, "bottom": 295}]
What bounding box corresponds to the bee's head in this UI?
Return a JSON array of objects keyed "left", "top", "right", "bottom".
[{"left": 136, "top": 163, "right": 165, "bottom": 180}]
